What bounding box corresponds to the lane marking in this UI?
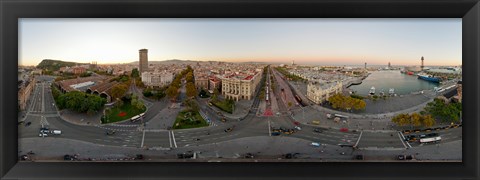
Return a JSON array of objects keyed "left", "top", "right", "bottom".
[
  {"left": 397, "top": 132, "right": 408, "bottom": 148},
  {"left": 354, "top": 131, "right": 363, "bottom": 147},
  {"left": 268, "top": 120, "right": 272, "bottom": 136},
  {"left": 140, "top": 129, "right": 146, "bottom": 148},
  {"left": 168, "top": 131, "right": 172, "bottom": 148},
  {"left": 171, "top": 131, "right": 178, "bottom": 148}
]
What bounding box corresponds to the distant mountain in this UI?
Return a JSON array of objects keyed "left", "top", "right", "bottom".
[
  {"left": 128, "top": 59, "right": 272, "bottom": 65},
  {"left": 129, "top": 59, "right": 208, "bottom": 65},
  {"left": 36, "top": 59, "right": 87, "bottom": 71}
]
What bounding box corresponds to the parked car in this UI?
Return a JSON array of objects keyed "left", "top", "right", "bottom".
[
  {"left": 294, "top": 126, "right": 302, "bottom": 131},
  {"left": 38, "top": 133, "right": 48, "bottom": 137},
  {"left": 51, "top": 130, "right": 61, "bottom": 135},
  {"left": 310, "top": 142, "right": 320, "bottom": 147},
  {"left": 313, "top": 128, "right": 323, "bottom": 133}
]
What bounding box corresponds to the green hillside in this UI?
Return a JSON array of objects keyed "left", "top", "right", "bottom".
[{"left": 36, "top": 59, "right": 86, "bottom": 71}]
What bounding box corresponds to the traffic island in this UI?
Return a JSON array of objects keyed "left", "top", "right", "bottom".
[
  {"left": 101, "top": 103, "right": 146, "bottom": 124},
  {"left": 173, "top": 110, "right": 209, "bottom": 129}
]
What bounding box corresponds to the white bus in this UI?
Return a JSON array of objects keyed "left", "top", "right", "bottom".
[
  {"left": 420, "top": 136, "right": 441, "bottom": 143},
  {"left": 131, "top": 113, "right": 146, "bottom": 122},
  {"left": 334, "top": 114, "right": 349, "bottom": 119}
]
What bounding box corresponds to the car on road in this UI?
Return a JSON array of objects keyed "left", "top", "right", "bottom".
[
  {"left": 135, "top": 154, "right": 144, "bottom": 160},
  {"left": 64, "top": 155, "right": 73, "bottom": 161},
  {"left": 397, "top": 155, "right": 405, "bottom": 160},
  {"left": 294, "top": 126, "right": 302, "bottom": 131},
  {"left": 224, "top": 128, "right": 233, "bottom": 133},
  {"left": 271, "top": 132, "right": 281, "bottom": 136},
  {"left": 106, "top": 130, "right": 116, "bottom": 135},
  {"left": 244, "top": 153, "right": 254, "bottom": 159},
  {"left": 221, "top": 118, "right": 227, "bottom": 122},
  {"left": 38, "top": 133, "right": 48, "bottom": 137},
  {"left": 25, "top": 122, "right": 31, "bottom": 127},
  {"left": 310, "top": 142, "right": 320, "bottom": 147},
  {"left": 313, "top": 128, "right": 323, "bottom": 133},
  {"left": 20, "top": 155, "right": 29, "bottom": 161}
]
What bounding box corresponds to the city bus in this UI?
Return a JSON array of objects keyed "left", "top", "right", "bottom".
[
  {"left": 131, "top": 113, "right": 145, "bottom": 122},
  {"left": 334, "top": 114, "right": 349, "bottom": 119},
  {"left": 419, "top": 136, "right": 441, "bottom": 144}
]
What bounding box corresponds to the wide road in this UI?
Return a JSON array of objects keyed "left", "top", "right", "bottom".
[{"left": 19, "top": 74, "right": 462, "bottom": 160}]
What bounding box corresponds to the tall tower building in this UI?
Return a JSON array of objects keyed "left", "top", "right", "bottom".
[
  {"left": 292, "top": 60, "right": 295, "bottom": 66},
  {"left": 420, "top": 56, "right": 424, "bottom": 70},
  {"left": 364, "top": 62, "right": 367, "bottom": 69},
  {"left": 139, "top": 49, "right": 149, "bottom": 73},
  {"left": 388, "top": 62, "right": 391, "bottom": 68}
]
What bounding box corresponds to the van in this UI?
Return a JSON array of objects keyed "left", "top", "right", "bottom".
[{"left": 51, "top": 130, "right": 61, "bottom": 135}]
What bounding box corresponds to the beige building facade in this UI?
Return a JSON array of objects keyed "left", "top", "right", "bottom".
[
  {"left": 221, "top": 72, "right": 262, "bottom": 101},
  {"left": 306, "top": 81, "right": 343, "bottom": 104},
  {"left": 141, "top": 71, "right": 174, "bottom": 88},
  {"left": 18, "top": 77, "right": 36, "bottom": 111}
]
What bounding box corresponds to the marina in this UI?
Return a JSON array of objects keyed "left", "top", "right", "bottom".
[{"left": 349, "top": 70, "right": 438, "bottom": 96}]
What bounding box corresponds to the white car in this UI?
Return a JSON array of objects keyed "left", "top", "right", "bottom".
[
  {"left": 310, "top": 142, "right": 320, "bottom": 147},
  {"left": 39, "top": 133, "right": 48, "bottom": 137},
  {"left": 294, "top": 126, "right": 302, "bottom": 131}
]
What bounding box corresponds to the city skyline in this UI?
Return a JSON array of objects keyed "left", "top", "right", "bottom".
[{"left": 19, "top": 18, "right": 462, "bottom": 66}]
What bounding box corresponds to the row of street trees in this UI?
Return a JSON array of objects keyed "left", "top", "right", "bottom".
[
  {"left": 423, "top": 98, "right": 462, "bottom": 123},
  {"left": 391, "top": 113, "right": 436, "bottom": 128},
  {"left": 327, "top": 93, "right": 366, "bottom": 111},
  {"left": 391, "top": 98, "right": 461, "bottom": 128},
  {"left": 166, "top": 66, "right": 194, "bottom": 101}
]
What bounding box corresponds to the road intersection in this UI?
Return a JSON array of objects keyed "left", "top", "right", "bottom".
[{"left": 18, "top": 74, "right": 462, "bottom": 161}]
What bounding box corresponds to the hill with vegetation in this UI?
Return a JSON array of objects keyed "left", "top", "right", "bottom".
[{"left": 36, "top": 59, "right": 86, "bottom": 71}]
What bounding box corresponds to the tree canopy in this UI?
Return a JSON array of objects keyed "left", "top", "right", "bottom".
[
  {"left": 110, "top": 84, "right": 129, "bottom": 100},
  {"left": 131, "top": 68, "right": 140, "bottom": 78},
  {"left": 391, "top": 112, "right": 436, "bottom": 128},
  {"left": 424, "top": 98, "right": 462, "bottom": 123},
  {"left": 328, "top": 93, "right": 366, "bottom": 111},
  {"left": 55, "top": 91, "right": 106, "bottom": 114}
]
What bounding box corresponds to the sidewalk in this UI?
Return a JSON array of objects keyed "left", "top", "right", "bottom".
[{"left": 208, "top": 95, "right": 253, "bottom": 120}]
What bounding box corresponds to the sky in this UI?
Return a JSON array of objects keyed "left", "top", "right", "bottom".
[{"left": 19, "top": 18, "right": 462, "bottom": 66}]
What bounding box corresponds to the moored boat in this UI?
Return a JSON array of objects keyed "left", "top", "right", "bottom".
[
  {"left": 417, "top": 73, "right": 440, "bottom": 83},
  {"left": 369, "top": 86, "right": 375, "bottom": 95}
]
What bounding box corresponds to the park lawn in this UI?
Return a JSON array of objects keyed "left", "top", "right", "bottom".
[
  {"left": 211, "top": 99, "right": 233, "bottom": 114},
  {"left": 102, "top": 103, "right": 146, "bottom": 124},
  {"left": 173, "top": 110, "right": 209, "bottom": 129}
]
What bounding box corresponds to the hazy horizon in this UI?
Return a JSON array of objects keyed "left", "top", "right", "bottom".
[{"left": 19, "top": 18, "right": 462, "bottom": 67}]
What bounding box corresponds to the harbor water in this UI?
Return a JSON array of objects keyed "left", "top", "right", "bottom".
[{"left": 348, "top": 70, "right": 438, "bottom": 96}]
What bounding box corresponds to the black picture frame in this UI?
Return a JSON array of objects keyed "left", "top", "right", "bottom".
[{"left": 1, "top": 0, "right": 479, "bottom": 180}]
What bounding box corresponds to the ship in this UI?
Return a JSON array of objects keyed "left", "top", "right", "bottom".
[
  {"left": 389, "top": 88, "right": 395, "bottom": 95},
  {"left": 369, "top": 86, "right": 375, "bottom": 95},
  {"left": 417, "top": 73, "right": 440, "bottom": 83},
  {"left": 379, "top": 89, "right": 385, "bottom": 96}
]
